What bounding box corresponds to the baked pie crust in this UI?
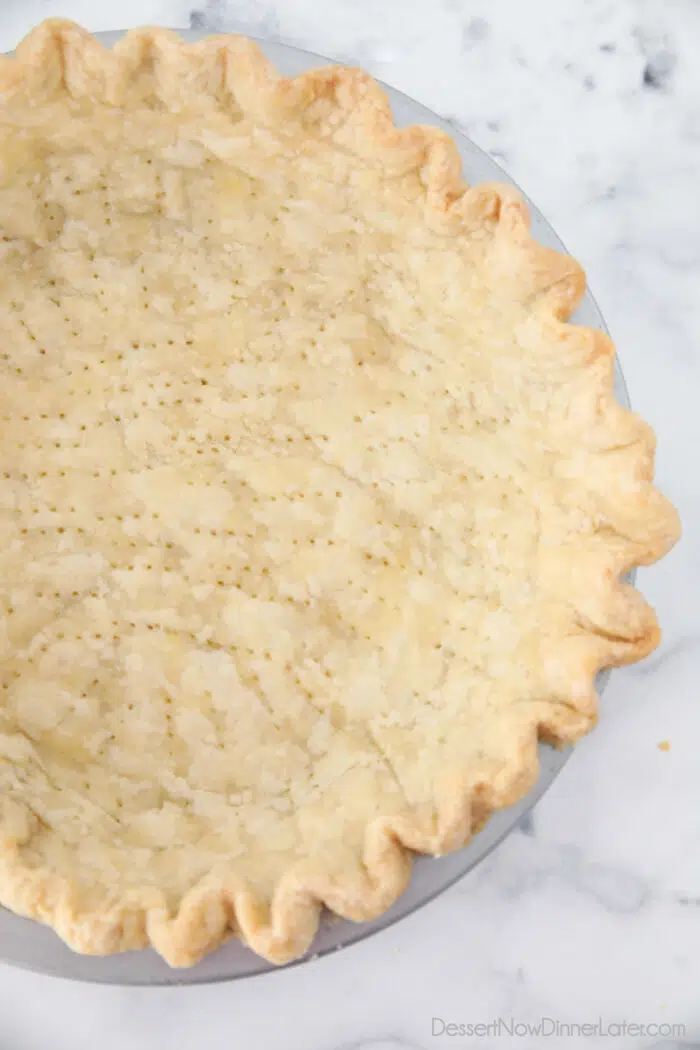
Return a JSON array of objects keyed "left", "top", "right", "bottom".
[{"left": 0, "top": 20, "right": 679, "bottom": 966}]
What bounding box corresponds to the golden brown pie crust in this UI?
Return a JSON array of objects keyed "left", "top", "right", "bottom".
[{"left": 0, "top": 20, "right": 680, "bottom": 966}]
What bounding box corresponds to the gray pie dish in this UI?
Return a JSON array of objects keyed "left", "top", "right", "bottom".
[{"left": 0, "top": 28, "right": 631, "bottom": 985}]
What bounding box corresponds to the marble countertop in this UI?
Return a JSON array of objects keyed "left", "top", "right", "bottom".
[{"left": 0, "top": 1, "right": 698, "bottom": 1047}]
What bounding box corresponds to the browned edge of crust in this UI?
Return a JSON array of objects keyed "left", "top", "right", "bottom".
[{"left": 0, "top": 19, "right": 681, "bottom": 966}]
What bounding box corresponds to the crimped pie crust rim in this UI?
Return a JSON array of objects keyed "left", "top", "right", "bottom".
[{"left": 0, "top": 19, "right": 680, "bottom": 967}]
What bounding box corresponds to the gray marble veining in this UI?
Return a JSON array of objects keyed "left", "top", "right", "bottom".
[{"left": 0, "top": 1, "right": 697, "bottom": 1048}]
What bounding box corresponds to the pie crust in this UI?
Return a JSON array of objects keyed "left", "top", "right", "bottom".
[{"left": 0, "top": 20, "right": 680, "bottom": 966}]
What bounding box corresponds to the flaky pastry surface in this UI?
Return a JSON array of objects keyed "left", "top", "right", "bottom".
[{"left": 0, "top": 20, "right": 679, "bottom": 965}]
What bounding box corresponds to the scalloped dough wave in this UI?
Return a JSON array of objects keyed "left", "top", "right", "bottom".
[{"left": 0, "top": 20, "right": 679, "bottom": 965}]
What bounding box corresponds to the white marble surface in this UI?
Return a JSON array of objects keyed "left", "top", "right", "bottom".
[{"left": 0, "top": 1, "right": 698, "bottom": 1047}]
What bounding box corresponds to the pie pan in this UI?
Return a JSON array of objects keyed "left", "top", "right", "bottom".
[{"left": 0, "top": 27, "right": 630, "bottom": 985}]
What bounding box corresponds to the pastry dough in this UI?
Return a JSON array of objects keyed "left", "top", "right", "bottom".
[{"left": 0, "top": 20, "right": 679, "bottom": 966}]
